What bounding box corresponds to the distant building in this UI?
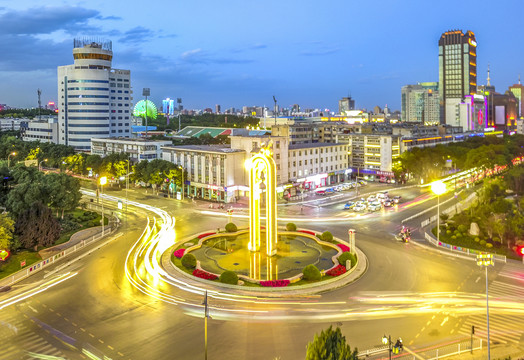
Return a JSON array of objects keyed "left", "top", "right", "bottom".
[
  {"left": 338, "top": 97, "right": 355, "bottom": 114},
  {"left": 401, "top": 82, "right": 440, "bottom": 125},
  {"left": 215, "top": 104, "right": 221, "bottom": 114},
  {"left": 509, "top": 79, "right": 524, "bottom": 117},
  {"left": 439, "top": 30, "right": 477, "bottom": 124},
  {"left": 57, "top": 38, "right": 132, "bottom": 151},
  {"left": 91, "top": 138, "right": 171, "bottom": 162},
  {"left": 22, "top": 117, "right": 59, "bottom": 143},
  {"left": 162, "top": 98, "right": 175, "bottom": 115}
]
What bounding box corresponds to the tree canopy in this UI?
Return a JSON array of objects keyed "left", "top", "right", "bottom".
[{"left": 305, "top": 326, "right": 358, "bottom": 360}]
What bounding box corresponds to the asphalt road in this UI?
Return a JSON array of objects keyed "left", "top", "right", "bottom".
[{"left": 1, "top": 184, "right": 523, "bottom": 360}]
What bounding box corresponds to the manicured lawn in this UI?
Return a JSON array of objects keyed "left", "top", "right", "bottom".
[{"left": 0, "top": 250, "right": 41, "bottom": 280}]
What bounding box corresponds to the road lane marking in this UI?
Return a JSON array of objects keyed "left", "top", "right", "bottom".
[
  {"left": 80, "top": 327, "right": 86, "bottom": 332},
  {"left": 426, "top": 320, "right": 431, "bottom": 326},
  {"left": 118, "top": 352, "right": 124, "bottom": 357},
  {"left": 98, "top": 339, "right": 104, "bottom": 344},
  {"left": 28, "top": 305, "right": 38, "bottom": 313},
  {"left": 89, "top": 333, "right": 95, "bottom": 338},
  {"left": 72, "top": 322, "right": 77, "bottom": 327},
  {"left": 431, "top": 315, "right": 436, "bottom": 320},
  {"left": 440, "top": 316, "right": 449, "bottom": 326},
  {"left": 404, "top": 346, "right": 425, "bottom": 360},
  {"left": 450, "top": 329, "right": 455, "bottom": 334},
  {"left": 475, "top": 276, "right": 481, "bottom": 283},
  {"left": 108, "top": 345, "right": 114, "bottom": 350}
]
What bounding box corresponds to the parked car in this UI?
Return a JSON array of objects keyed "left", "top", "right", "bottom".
[
  {"left": 393, "top": 195, "right": 402, "bottom": 204},
  {"left": 358, "top": 180, "right": 367, "bottom": 186},
  {"left": 344, "top": 201, "right": 356, "bottom": 210},
  {"left": 367, "top": 195, "right": 377, "bottom": 203},
  {"left": 315, "top": 189, "right": 326, "bottom": 195},
  {"left": 383, "top": 199, "right": 393, "bottom": 207}
]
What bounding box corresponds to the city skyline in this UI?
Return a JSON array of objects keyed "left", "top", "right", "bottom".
[{"left": 1, "top": 0, "right": 523, "bottom": 112}]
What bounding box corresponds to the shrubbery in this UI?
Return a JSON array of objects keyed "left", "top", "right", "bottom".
[
  {"left": 219, "top": 270, "right": 238, "bottom": 285},
  {"left": 321, "top": 231, "right": 333, "bottom": 242},
  {"left": 457, "top": 224, "right": 467, "bottom": 233},
  {"left": 480, "top": 240, "right": 487, "bottom": 246},
  {"left": 303, "top": 264, "right": 321, "bottom": 281},
  {"left": 486, "top": 243, "right": 493, "bottom": 248},
  {"left": 286, "top": 223, "right": 297, "bottom": 231},
  {"left": 181, "top": 253, "right": 197, "bottom": 269},
  {"left": 338, "top": 252, "right": 357, "bottom": 268},
  {"left": 225, "top": 223, "right": 237, "bottom": 232}
]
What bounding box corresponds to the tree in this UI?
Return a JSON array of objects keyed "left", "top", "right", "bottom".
[
  {"left": 0, "top": 213, "right": 15, "bottom": 250},
  {"left": 15, "top": 202, "right": 60, "bottom": 251},
  {"left": 46, "top": 173, "right": 82, "bottom": 218},
  {"left": 305, "top": 326, "right": 358, "bottom": 360},
  {"left": 86, "top": 154, "right": 103, "bottom": 175}
]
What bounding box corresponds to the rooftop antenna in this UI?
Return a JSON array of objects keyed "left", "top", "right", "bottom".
[
  {"left": 37, "top": 89, "right": 42, "bottom": 121},
  {"left": 487, "top": 64, "right": 491, "bottom": 87}
]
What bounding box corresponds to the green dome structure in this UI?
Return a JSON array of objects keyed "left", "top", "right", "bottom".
[{"left": 133, "top": 100, "right": 158, "bottom": 120}]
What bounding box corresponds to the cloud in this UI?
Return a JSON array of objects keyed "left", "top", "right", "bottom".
[
  {"left": 0, "top": 6, "right": 100, "bottom": 35},
  {"left": 300, "top": 48, "right": 340, "bottom": 56},
  {"left": 95, "top": 15, "right": 122, "bottom": 21},
  {"left": 119, "top": 26, "right": 156, "bottom": 43},
  {"left": 180, "top": 48, "right": 253, "bottom": 65}
]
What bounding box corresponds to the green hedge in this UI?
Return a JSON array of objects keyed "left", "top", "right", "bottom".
[
  {"left": 303, "top": 264, "right": 321, "bottom": 281},
  {"left": 219, "top": 271, "right": 238, "bottom": 285},
  {"left": 181, "top": 253, "right": 197, "bottom": 269},
  {"left": 286, "top": 223, "right": 297, "bottom": 231},
  {"left": 225, "top": 223, "right": 238, "bottom": 232},
  {"left": 321, "top": 231, "right": 333, "bottom": 242},
  {"left": 338, "top": 252, "right": 356, "bottom": 268}
]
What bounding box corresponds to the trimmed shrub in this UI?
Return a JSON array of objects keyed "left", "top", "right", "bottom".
[
  {"left": 219, "top": 271, "right": 238, "bottom": 285},
  {"left": 225, "top": 223, "right": 238, "bottom": 233},
  {"left": 181, "top": 253, "right": 197, "bottom": 269},
  {"left": 454, "top": 230, "right": 460, "bottom": 235},
  {"left": 321, "top": 231, "right": 333, "bottom": 242},
  {"left": 474, "top": 237, "right": 480, "bottom": 242},
  {"left": 338, "top": 252, "right": 357, "bottom": 268},
  {"left": 486, "top": 243, "right": 493, "bottom": 248},
  {"left": 286, "top": 223, "right": 297, "bottom": 231},
  {"left": 493, "top": 237, "right": 501, "bottom": 243},
  {"left": 456, "top": 233, "right": 462, "bottom": 238},
  {"left": 480, "top": 240, "right": 487, "bottom": 246},
  {"left": 451, "top": 235, "right": 457, "bottom": 240},
  {"left": 303, "top": 264, "right": 321, "bottom": 281},
  {"left": 457, "top": 225, "right": 467, "bottom": 233},
  {"left": 446, "top": 230, "right": 452, "bottom": 235}
]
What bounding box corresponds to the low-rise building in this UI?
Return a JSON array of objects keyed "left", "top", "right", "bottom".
[
  {"left": 91, "top": 138, "right": 172, "bottom": 162},
  {"left": 22, "top": 117, "right": 59, "bottom": 143}
]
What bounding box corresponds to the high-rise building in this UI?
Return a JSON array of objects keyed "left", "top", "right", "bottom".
[
  {"left": 509, "top": 77, "right": 524, "bottom": 117},
  {"left": 401, "top": 82, "right": 440, "bottom": 124},
  {"left": 338, "top": 96, "right": 355, "bottom": 114},
  {"left": 438, "top": 30, "right": 477, "bottom": 124},
  {"left": 215, "top": 104, "right": 221, "bottom": 114},
  {"left": 57, "top": 39, "right": 132, "bottom": 151}
]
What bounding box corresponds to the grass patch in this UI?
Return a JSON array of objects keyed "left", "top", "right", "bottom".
[
  {"left": 432, "top": 227, "right": 520, "bottom": 260},
  {"left": 0, "top": 250, "right": 42, "bottom": 279}
]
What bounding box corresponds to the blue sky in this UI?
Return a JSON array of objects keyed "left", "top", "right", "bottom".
[{"left": 0, "top": 0, "right": 522, "bottom": 112}]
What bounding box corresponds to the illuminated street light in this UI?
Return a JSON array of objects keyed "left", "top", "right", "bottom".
[
  {"left": 99, "top": 176, "right": 107, "bottom": 234},
  {"left": 431, "top": 181, "right": 446, "bottom": 244},
  {"left": 38, "top": 158, "right": 48, "bottom": 171},
  {"left": 7, "top": 152, "right": 16, "bottom": 168},
  {"left": 382, "top": 335, "right": 392, "bottom": 360},
  {"left": 477, "top": 253, "right": 494, "bottom": 360}
]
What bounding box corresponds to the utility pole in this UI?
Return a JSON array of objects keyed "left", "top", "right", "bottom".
[{"left": 203, "top": 291, "right": 210, "bottom": 360}]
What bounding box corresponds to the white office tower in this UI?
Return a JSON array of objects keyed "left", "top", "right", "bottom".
[{"left": 58, "top": 39, "right": 132, "bottom": 151}]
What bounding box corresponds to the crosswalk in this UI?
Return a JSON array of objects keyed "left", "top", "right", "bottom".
[
  {"left": 458, "top": 262, "right": 524, "bottom": 345},
  {"left": 0, "top": 307, "right": 65, "bottom": 360}
]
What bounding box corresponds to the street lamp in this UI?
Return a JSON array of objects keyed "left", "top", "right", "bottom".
[
  {"left": 477, "top": 253, "right": 494, "bottom": 360},
  {"left": 178, "top": 165, "right": 185, "bottom": 200},
  {"left": 431, "top": 180, "right": 446, "bottom": 244},
  {"left": 38, "top": 158, "right": 48, "bottom": 171},
  {"left": 99, "top": 176, "right": 107, "bottom": 235},
  {"left": 7, "top": 152, "right": 16, "bottom": 168},
  {"left": 382, "top": 334, "right": 392, "bottom": 360}
]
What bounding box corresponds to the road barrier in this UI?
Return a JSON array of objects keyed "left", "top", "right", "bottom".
[
  {"left": 0, "top": 208, "right": 119, "bottom": 288},
  {"left": 359, "top": 337, "right": 482, "bottom": 359}
]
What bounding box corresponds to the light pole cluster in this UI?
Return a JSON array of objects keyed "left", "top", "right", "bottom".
[{"left": 7, "top": 152, "right": 16, "bottom": 168}]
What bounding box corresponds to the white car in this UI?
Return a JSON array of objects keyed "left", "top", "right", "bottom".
[
  {"left": 367, "top": 195, "right": 376, "bottom": 203},
  {"left": 353, "top": 203, "right": 367, "bottom": 212},
  {"left": 368, "top": 201, "right": 382, "bottom": 211}
]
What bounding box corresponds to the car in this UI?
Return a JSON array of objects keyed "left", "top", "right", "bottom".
[
  {"left": 353, "top": 203, "right": 367, "bottom": 212},
  {"left": 368, "top": 201, "right": 382, "bottom": 211},
  {"left": 383, "top": 200, "right": 393, "bottom": 207},
  {"left": 393, "top": 195, "right": 402, "bottom": 204},
  {"left": 367, "top": 195, "right": 377, "bottom": 203},
  {"left": 344, "top": 201, "right": 356, "bottom": 210},
  {"left": 358, "top": 180, "right": 367, "bottom": 186},
  {"left": 325, "top": 187, "right": 335, "bottom": 193},
  {"left": 315, "top": 189, "right": 326, "bottom": 195}
]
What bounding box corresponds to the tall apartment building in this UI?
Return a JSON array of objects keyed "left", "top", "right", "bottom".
[
  {"left": 57, "top": 39, "right": 132, "bottom": 151},
  {"left": 509, "top": 79, "right": 524, "bottom": 117},
  {"left": 401, "top": 82, "right": 440, "bottom": 125},
  {"left": 438, "top": 30, "right": 477, "bottom": 125},
  {"left": 338, "top": 96, "right": 355, "bottom": 114},
  {"left": 347, "top": 134, "right": 401, "bottom": 180}
]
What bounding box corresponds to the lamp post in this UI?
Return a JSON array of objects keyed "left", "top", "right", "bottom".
[
  {"left": 477, "top": 253, "right": 494, "bottom": 360},
  {"left": 178, "top": 165, "right": 185, "bottom": 200},
  {"left": 143, "top": 88, "right": 150, "bottom": 138},
  {"left": 431, "top": 180, "right": 446, "bottom": 244},
  {"left": 7, "top": 152, "right": 16, "bottom": 168},
  {"left": 382, "top": 334, "right": 392, "bottom": 360},
  {"left": 38, "top": 158, "right": 48, "bottom": 171},
  {"left": 203, "top": 291, "right": 210, "bottom": 360},
  {"left": 99, "top": 176, "right": 107, "bottom": 235}
]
